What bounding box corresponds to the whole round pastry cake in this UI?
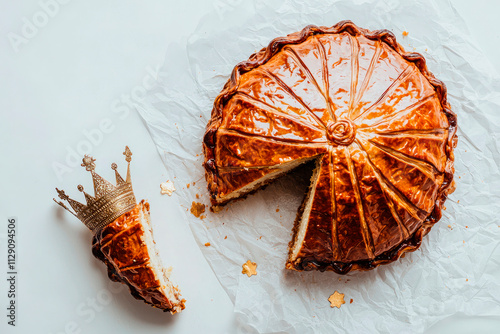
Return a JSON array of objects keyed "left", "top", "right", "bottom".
[{"left": 203, "top": 21, "right": 457, "bottom": 274}]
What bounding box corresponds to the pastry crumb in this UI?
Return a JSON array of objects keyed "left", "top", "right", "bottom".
[
  {"left": 447, "top": 224, "right": 452, "bottom": 230},
  {"left": 160, "top": 180, "right": 176, "bottom": 196},
  {"left": 224, "top": 236, "right": 227, "bottom": 239},
  {"left": 466, "top": 278, "right": 468, "bottom": 282},
  {"left": 242, "top": 260, "right": 257, "bottom": 277},
  {"left": 350, "top": 299, "right": 353, "bottom": 304},
  {"left": 402, "top": 31, "right": 409, "bottom": 37},
  {"left": 211, "top": 205, "right": 223, "bottom": 213},
  {"left": 187, "top": 183, "right": 190, "bottom": 188},
  {"left": 204, "top": 242, "right": 211, "bottom": 247},
  {"left": 328, "top": 291, "right": 345, "bottom": 309},
  {"left": 199, "top": 215, "right": 206, "bottom": 220},
  {"left": 190, "top": 202, "right": 206, "bottom": 218}
]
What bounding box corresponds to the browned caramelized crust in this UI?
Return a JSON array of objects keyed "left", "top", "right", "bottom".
[
  {"left": 203, "top": 21, "right": 457, "bottom": 274},
  {"left": 92, "top": 201, "right": 185, "bottom": 313}
]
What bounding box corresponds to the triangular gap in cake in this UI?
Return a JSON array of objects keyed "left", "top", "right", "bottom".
[
  {"left": 213, "top": 155, "right": 323, "bottom": 206},
  {"left": 287, "top": 153, "right": 328, "bottom": 267}
]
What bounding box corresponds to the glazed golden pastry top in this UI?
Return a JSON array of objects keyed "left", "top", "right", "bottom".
[{"left": 203, "top": 21, "right": 457, "bottom": 273}]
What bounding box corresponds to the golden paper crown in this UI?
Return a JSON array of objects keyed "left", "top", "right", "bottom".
[{"left": 54, "top": 146, "right": 137, "bottom": 233}]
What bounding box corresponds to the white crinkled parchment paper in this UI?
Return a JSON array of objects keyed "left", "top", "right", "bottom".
[{"left": 137, "top": 0, "right": 500, "bottom": 332}]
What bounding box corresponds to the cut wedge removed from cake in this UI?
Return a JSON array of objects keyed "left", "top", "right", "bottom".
[
  {"left": 203, "top": 21, "right": 457, "bottom": 274},
  {"left": 54, "top": 147, "right": 185, "bottom": 313},
  {"left": 92, "top": 201, "right": 185, "bottom": 313}
]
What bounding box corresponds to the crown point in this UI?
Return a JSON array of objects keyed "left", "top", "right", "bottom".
[
  {"left": 124, "top": 146, "right": 132, "bottom": 163},
  {"left": 81, "top": 156, "right": 96, "bottom": 171},
  {"left": 56, "top": 188, "right": 69, "bottom": 200},
  {"left": 77, "top": 185, "right": 84, "bottom": 192},
  {"left": 111, "top": 163, "right": 118, "bottom": 170}
]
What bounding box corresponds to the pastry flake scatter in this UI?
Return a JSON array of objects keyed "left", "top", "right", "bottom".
[
  {"left": 204, "top": 242, "right": 211, "bottom": 247},
  {"left": 328, "top": 291, "right": 345, "bottom": 309},
  {"left": 190, "top": 202, "right": 206, "bottom": 218},
  {"left": 160, "top": 180, "right": 176, "bottom": 196},
  {"left": 242, "top": 260, "right": 257, "bottom": 277},
  {"left": 211, "top": 205, "right": 223, "bottom": 213}
]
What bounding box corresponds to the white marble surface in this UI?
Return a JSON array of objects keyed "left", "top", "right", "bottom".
[{"left": 0, "top": 0, "right": 499, "bottom": 333}]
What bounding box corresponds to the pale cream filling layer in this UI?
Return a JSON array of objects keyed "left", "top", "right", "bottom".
[
  {"left": 139, "top": 205, "right": 183, "bottom": 313},
  {"left": 290, "top": 159, "right": 322, "bottom": 261}
]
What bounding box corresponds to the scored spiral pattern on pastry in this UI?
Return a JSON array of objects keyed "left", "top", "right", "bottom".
[{"left": 203, "top": 21, "right": 457, "bottom": 274}]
